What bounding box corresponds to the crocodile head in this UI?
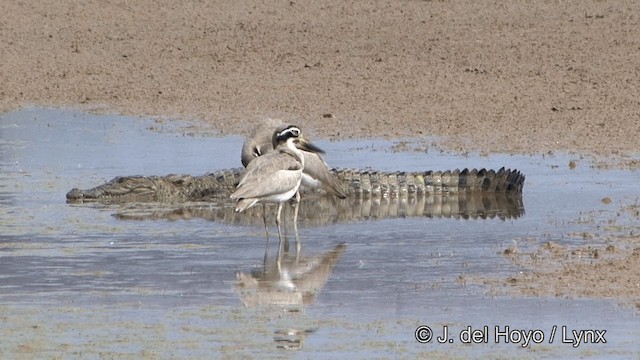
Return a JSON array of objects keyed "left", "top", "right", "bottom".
[{"left": 66, "top": 175, "right": 189, "bottom": 203}]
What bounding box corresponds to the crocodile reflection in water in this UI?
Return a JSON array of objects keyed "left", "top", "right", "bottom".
[{"left": 110, "top": 190, "right": 524, "bottom": 226}]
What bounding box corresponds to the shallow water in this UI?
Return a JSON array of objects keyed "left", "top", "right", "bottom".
[{"left": 1, "top": 107, "right": 639, "bottom": 358}]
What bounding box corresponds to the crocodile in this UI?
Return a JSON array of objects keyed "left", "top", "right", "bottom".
[{"left": 66, "top": 167, "right": 525, "bottom": 203}]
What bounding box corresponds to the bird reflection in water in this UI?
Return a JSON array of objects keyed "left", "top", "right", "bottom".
[
  {"left": 234, "top": 239, "right": 346, "bottom": 350},
  {"left": 235, "top": 242, "right": 346, "bottom": 307}
]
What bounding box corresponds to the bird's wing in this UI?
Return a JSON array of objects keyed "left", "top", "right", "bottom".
[
  {"left": 303, "top": 152, "right": 347, "bottom": 198},
  {"left": 231, "top": 153, "right": 302, "bottom": 199}
]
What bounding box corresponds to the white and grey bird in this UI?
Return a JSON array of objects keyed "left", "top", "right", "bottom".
[
  {"left": 241, "top": 119, "right": 347, "bottom": 199},
  {"left": 231, "top": 124, "right": 325, "bottom": 257}
]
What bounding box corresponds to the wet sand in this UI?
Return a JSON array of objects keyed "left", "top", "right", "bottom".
[
  {"left": 482, "top": 201, "right": 640, "bottom": 307},
  {"left": 2, "top": 0, "right": 640, "bottom": 344}
]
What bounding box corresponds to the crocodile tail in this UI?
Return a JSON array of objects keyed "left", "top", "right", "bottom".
[{"left": 332, "top": 167, "right": 524, "bottom": 197}]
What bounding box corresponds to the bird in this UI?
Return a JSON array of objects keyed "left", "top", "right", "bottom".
[
  {"left": 241, "top": 119, "right": 347, "bottom": 199},
  {"left": 231, "top": 124, "right": 325, "bottom": 263},
  {"left": 240, "top": 119, "right": 346, "bottom": 257}
]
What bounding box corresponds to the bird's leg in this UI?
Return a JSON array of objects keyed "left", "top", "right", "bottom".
[
  {"left": 275, "top": 202, "right": 284, "bottom": 272},
  {"left": 293, "top": 191, "right": 301, "bottom": 262},
  {"left": 282, "top": 201, "right": 290, "bottom": 253},
  {"left": 263, "top": 241, "right": 270, "bottom": 269},
  {"left": 275, "top": 233, "right": 284, "bottom": 278},
  {"left": 262, "top": 203, "right": 270, "bottom": 267},
  {"left": 262, "top": 204, "right": 270, "bottom": 244}
]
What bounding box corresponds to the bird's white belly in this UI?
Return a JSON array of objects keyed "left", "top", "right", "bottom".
[
  {"left": 300, "top": 173, "right": 321, "bottom": 190},
  {"left": 259, "top": 180, "right": 301, "bottom": 204}
]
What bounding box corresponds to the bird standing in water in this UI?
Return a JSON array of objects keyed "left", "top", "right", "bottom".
[{"left": 231, "top": 124, "right": 325, "bottom": 263}]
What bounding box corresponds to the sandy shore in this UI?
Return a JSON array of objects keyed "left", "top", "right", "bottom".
[
  {"left": 2, "top": 0, "right": 640, "bottom": 304},
  {"left": 2, "top": 0, "right": 639, "bottom": 160}
]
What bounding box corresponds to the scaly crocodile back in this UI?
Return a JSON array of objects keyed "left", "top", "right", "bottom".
[
  {"left": 66, "top": 167, "right": 524, "bottom": 203},
  {"left": 335, "top": 167, "right": 524, "bottom": 197}
]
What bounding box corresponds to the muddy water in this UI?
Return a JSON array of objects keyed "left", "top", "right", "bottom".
[{"left": 1, "top": 107, "right": 638, "bottom": 358}]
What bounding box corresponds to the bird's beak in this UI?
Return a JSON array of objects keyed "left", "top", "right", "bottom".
[{"left": 296, "top": 137, "right": 325, "bottom": 154}]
